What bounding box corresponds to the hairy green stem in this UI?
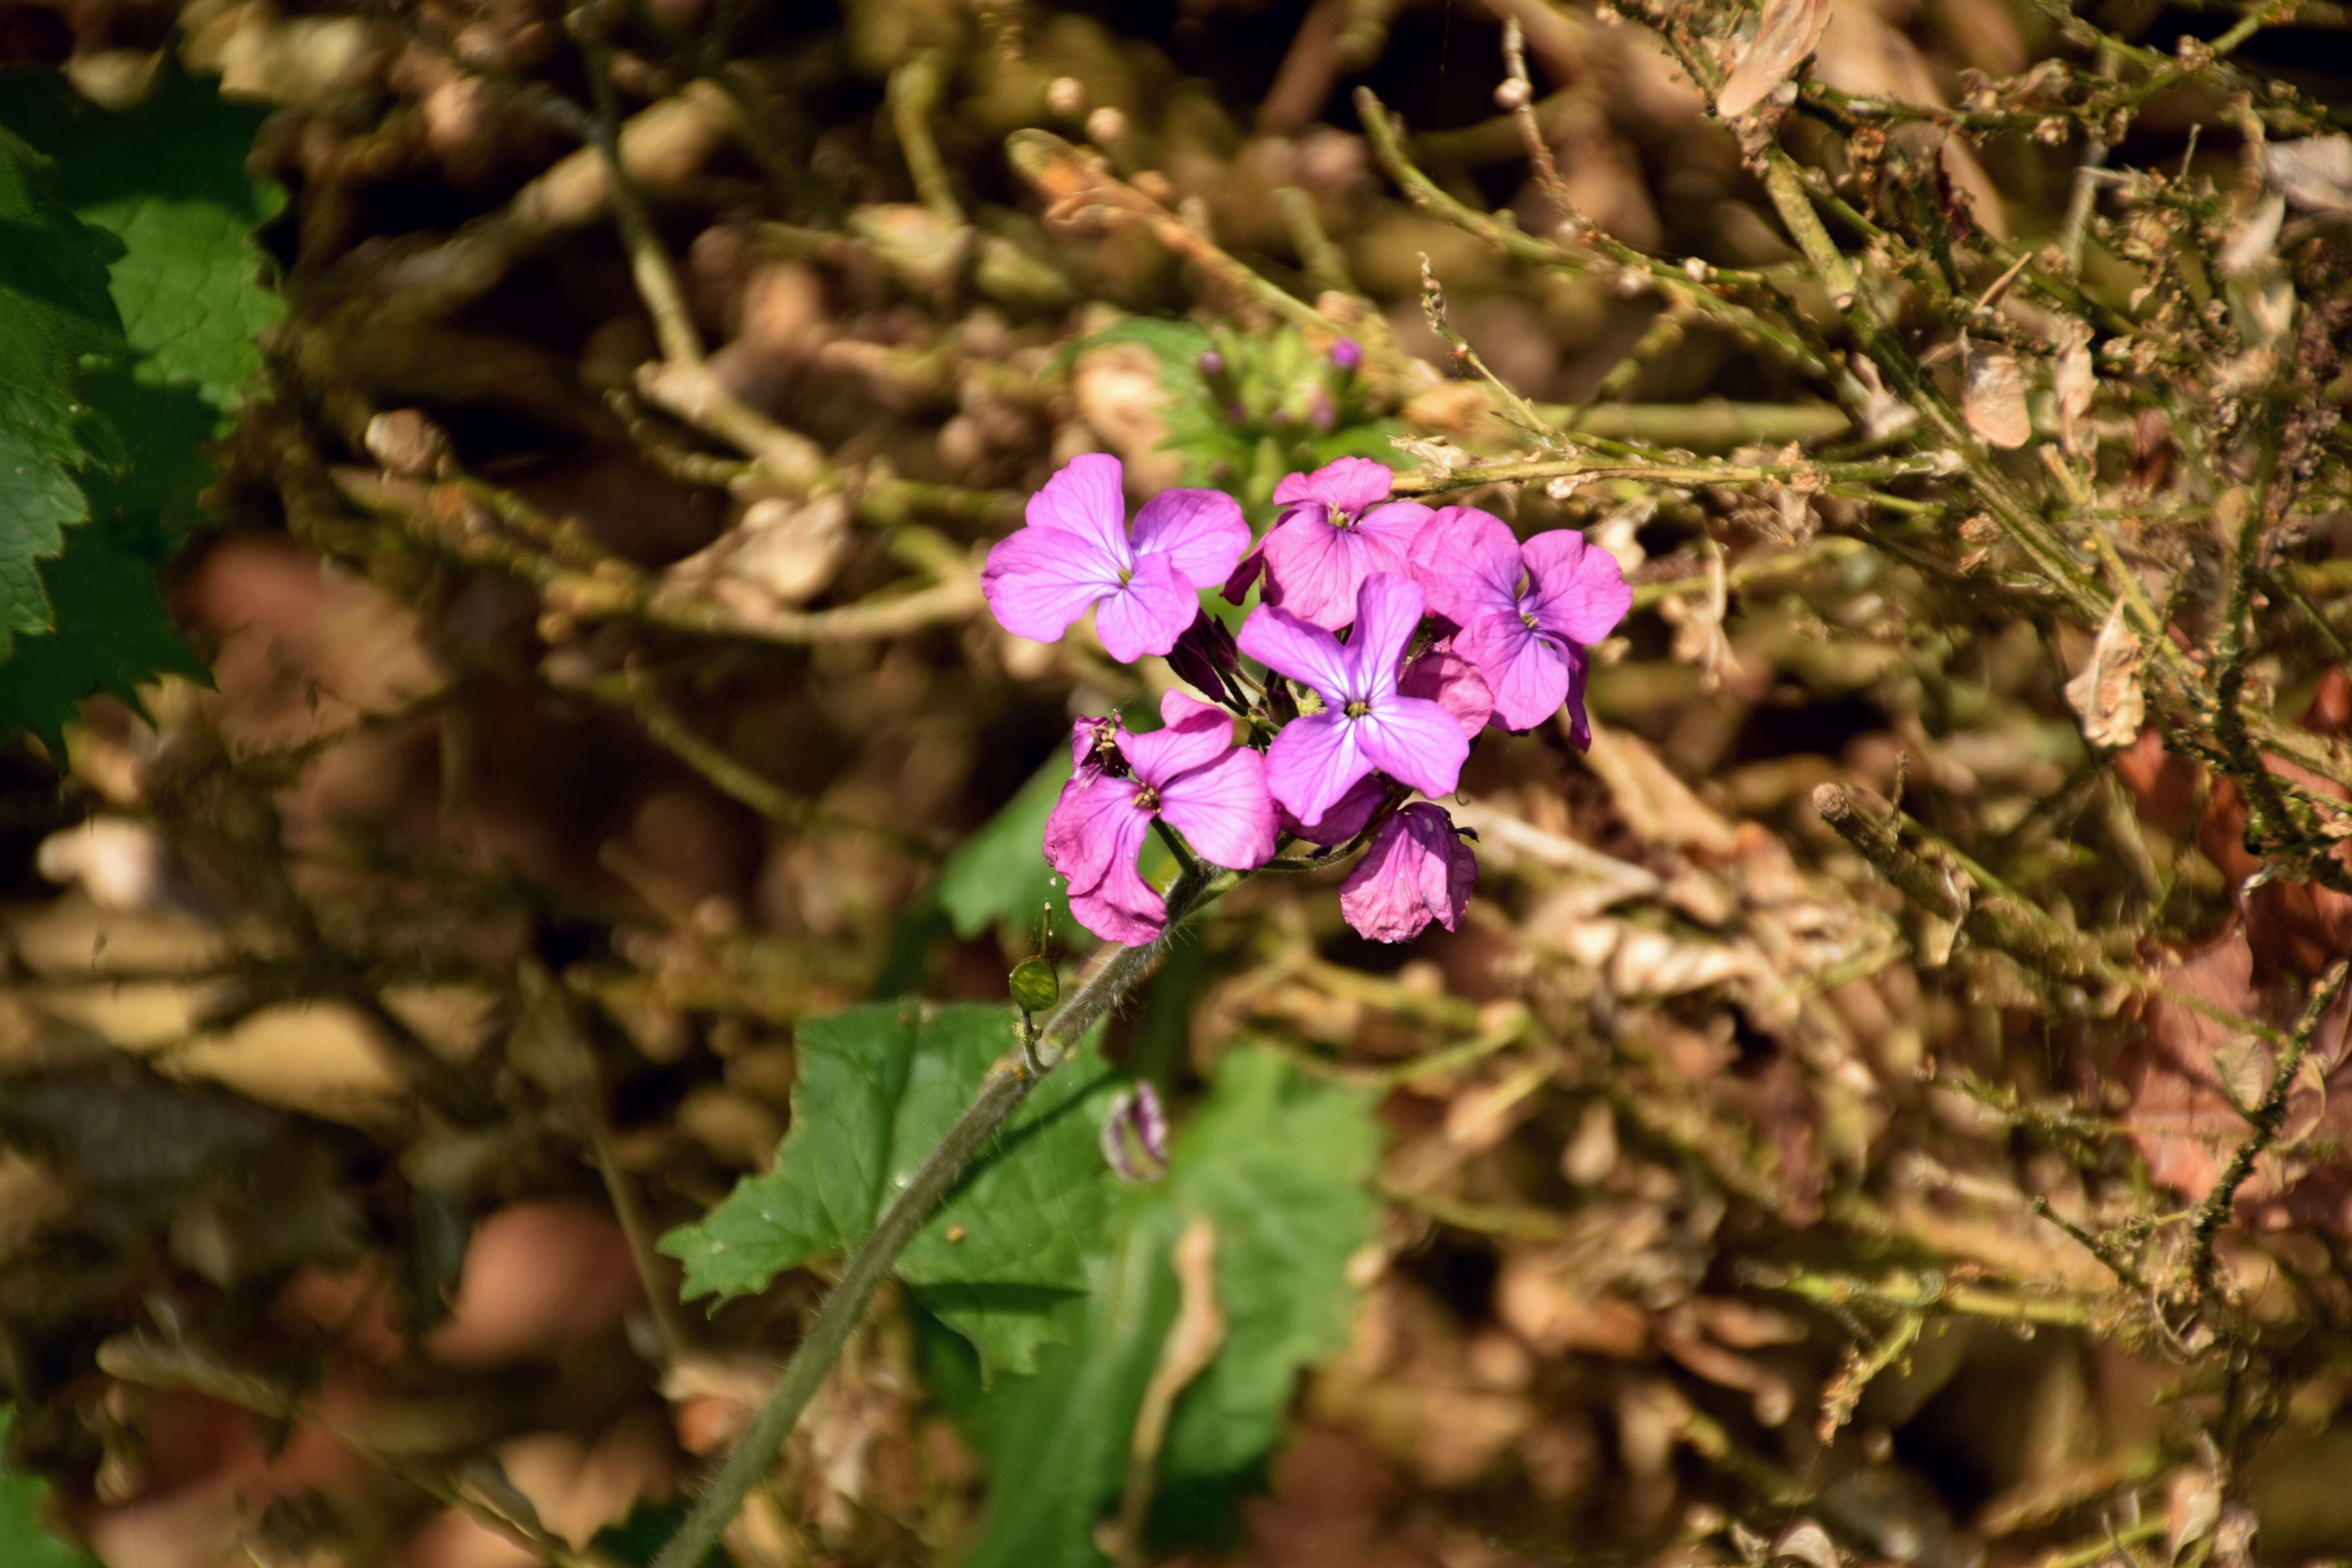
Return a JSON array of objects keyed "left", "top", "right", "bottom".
[{"left": 652, "top": 862, "right": 1221, "bottom": 1568}]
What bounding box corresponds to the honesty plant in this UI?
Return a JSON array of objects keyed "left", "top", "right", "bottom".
[{"left": 988, "top": 456, "right": 1632, "bottom": 947}]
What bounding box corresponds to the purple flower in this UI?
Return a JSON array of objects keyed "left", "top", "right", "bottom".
[
  {"left": 1399, "top": 641, "right": 1494, "bottom": 736},
  {"left": 1329, "top": 337, "right": 1363, "bottom": 372},
  {"left": 1238, "top": 572, "right": 1469, "bottom": 829},
  {"left": 1225, "top": 457, "right": 1431, "bottom": 631},
  {"left": 1408, "top": 507, "right": 1630, "bottom": 740},
  {"left": 1044, "top": 690, "right": 1278, "bottom": 945},
  {"left": 984, "top": 454, "right": 1249, "bottom": 664},
  {"left": 1340, "top": 803, "right": 1477, "bottom": 943},
  {"left": 1100, "top": 1082, "right": 1169, "bottom": 1180},
  {"left": 1279, "top": 775, "right": 1388, "bottom": 847}
]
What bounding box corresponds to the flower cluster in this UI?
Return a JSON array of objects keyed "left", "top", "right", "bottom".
[{"left": 983, "top": 455, "right": 1631, "bottom": 947}]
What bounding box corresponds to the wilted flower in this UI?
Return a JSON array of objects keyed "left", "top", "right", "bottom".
[
  {"left": 1409, "top": 507, "right": 1631, "bottom": 741},
  {"left": 1238, "top": 572, "right": 1469, "bottom": 829},
  {"left": 1044, "top": 690, "right": 1278, "bottom": 944},
  {"left": 1100, "top": 1082, "right": 1170, "bottom": 1179},
  {"left": 984, "top": 454, "right": 1249, "bottom": 663},
  {"left": 1339, "top": 802, "right": 1477, "bottom": 942},
  {"left": 1223, "top": 457, "right": 1432, "bottom": 630}
]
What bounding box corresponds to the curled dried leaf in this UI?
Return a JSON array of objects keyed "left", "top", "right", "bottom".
[
  {"left": 1959, "top": 339, "right": 2031, "bottom": 449},
  {"left": 2063, "top": 601, "right": 2147, "bottom": 750},
  {"left": 1717, "top": 0, "right": 1833, "bottom": 117}
]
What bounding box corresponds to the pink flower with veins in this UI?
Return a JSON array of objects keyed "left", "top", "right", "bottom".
[
  {"left": 1408, "top": 506, "right": 1631, "bottom": 741},
  {"left": 1223, "top": 457, "right": 1432, "bottom": 631},
  {"left": 1399, "top": 641, "right": 1494, "bottom": 736},
  {"left": 1280, "top": 775, "right": 1387, "bottom": 847},
  {"left": 1238, "top": 572, "right": 1468, "bottom": 830},
  {"left": 1043, "top": 691, "right": 1278, "bottom": 945},
  {"left": 1340, "top": 803, "right": 1478, "bottom": 943},
  {"left": 983, "top": 454, "right": 1249, "bottom": 663}
]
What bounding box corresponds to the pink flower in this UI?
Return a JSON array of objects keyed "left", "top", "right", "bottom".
[
  {"left": 1223, "top": 457, "right": 1432, "bottom": 631},
  {"left": 1399, "top": 642, "right": 1493, "bottom": 736},
  {"left": 1340, "top": 803, "right": 1477, "bottom": 943},
  {"left": 1408, "top": 507, "right": 1630, "bottom": 740},
  {"left": 1043, "top": 690, "right": 1278, "bottom": 945},
  {"left": 984, "top": 454, "right": 1249, "bottom": 663},
  {"left": 1238, "top": 572, "right": 1469, "bottom": 830},
  {"left": 1279, "top": 775, "right": 1388, "bottom": 847}
]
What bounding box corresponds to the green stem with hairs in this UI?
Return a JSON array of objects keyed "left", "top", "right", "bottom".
[{"left": 652, "top": 862, "right": 1221, "bottom": 1568}]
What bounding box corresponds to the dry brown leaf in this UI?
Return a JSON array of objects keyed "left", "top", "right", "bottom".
[
  {"left": 2266, "top": 136, "right": 2352, "bottom": 214},
  {"left": 1960, "top": 339, "right": 2031, "bottom": 448},
  {"left": 2054, "top": 319, "right": 2094, "bottom": 455},
  {"left": 2063, "top": 601, "right": 2147, "bottom": 749},
  {"left": 1716, "top": 0, "right": 1832, "bottom": 117},
  {"left": 2112, "top": 931, "right": 2352, "bottom": 1233}
]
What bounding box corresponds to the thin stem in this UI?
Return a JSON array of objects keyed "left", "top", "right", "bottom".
[
  {"left": 652, "top": 862, "right": 1223, "bottom": 1568},
  {"left": 2185, "top": 961, "right": 2352, "bottom": 1299},
  {"left": 570, "top": 2, "right": 704, "bottom": 368}
]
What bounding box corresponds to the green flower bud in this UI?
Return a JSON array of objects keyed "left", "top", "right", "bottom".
[{"left": 1008, "top": 956, "right": 1060, "bottom": 1014}]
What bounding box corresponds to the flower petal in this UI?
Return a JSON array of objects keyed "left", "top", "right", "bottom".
[
  {"left": 1044, "top": 773, "right": 1144, "bottom": 895},
  {"left": 1131, "top": 488, "right": 1250, "bottom": 588},
  {"left": 1280, "top": 775, "right": 1387, "bottom": 846},
  {"left": 1026, "top": 452, "right": 1133, "bottom": 566},
  {"left": 982, "top": 524, "right": 1124, "bottom": 643},
  {"left": 1339, "top": 802, "right": 1477, "bottom": 943},
  {"left": 1092, "top": 551, "right": 1199, "bottom": 663},
  {"left": 1220, "top": 544, "right": 1267, "bottom": 607},
  {"left": 1263, "top": 711, "right": 1371, "bottom": 828},
  {"left": 1355, "top": 694, "right": 1470, "bottom": 801},
  {"left": 1342, "top": 572, "right": 1427, "bottom": 702},
  {"left": 1121, "top": 690, "right": 1240, "bottom": 786},
  {"left": 1237, "top": 603, "right": 1355, "bottom": 706},
  {"left": 1456, "top": 612, "right": 1570, "bottom": 731},
  {"left": 1406, "top": 506, "right": 1523, "bottom": 628},
  {"left": 1067, "top": 805, "right": 1165, "bottom": 946},
  {"left": 1522, "top": 529, "right": 1634, "bottom": 646},
  {"left": 1272, "top": 456, "right": 1394, "bottom": 514},
  {"left": 1261, "top": 512, "right": 1373, "bottom": 630},
  {"left": 1159, "top": 746, "right": 1278, "bottom": 870},
  {"left": 1352, "top": 501, "right": 1434, "bottom": 572},
  {"left": 1400, "top": 644, "right": 1494, "bottom": 736},
  {"left": 1562, "top": 645, "right": 1594, "bottom": 750}
]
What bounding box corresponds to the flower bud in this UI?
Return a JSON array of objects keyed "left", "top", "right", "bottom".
[
  {"left": 1008, "top": 956, "right": 1060, "bottom": 1013},
  {"left": 1328, "top": 337, "right": 1362, "bottom": 372}
]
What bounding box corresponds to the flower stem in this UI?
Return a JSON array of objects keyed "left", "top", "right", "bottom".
[{"left": 652, "top": 861, "right": 1223, "bottom": 1568}]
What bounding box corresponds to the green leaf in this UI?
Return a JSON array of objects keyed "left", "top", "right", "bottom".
[
  {"left": 8, "top": 65, "right": 284, "bottom": 412},
  {"left": 0, "top": 119, "right": 126, "bottom": 657},
  {"left": 0, "top": 66, "right": 283, "bottom": 752},
  {"left": 0, "top": 515, "right": 209, "bottom": 761},
  {"left": 938, "top": 1048, "right": 1382, "bottom": 1568},
  {"left": 935, "top": 745, "right": 1074, "bottom": 941},
  {"left": 659, "top": 1002, "right": 1123, "bottom": 1376},
  {"left": 0, "top": 1408, "right": 98, "bottom": 1568}
]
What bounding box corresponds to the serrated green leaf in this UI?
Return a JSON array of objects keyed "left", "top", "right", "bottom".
[
  {"left": 659, "top": 1002, "right": 1123, "bottom": 1376},
  {"left": 938, "top": 1048, "right": 1382, "bottom": 1568},
  {"left": 0, "top": 65, "right": 279, "bottom": 751},
  {"left": 8, "top": 65, "right": 283, "bottom": 411},
  {"left": 0, "top": 1408, "right": 99, "bottom": 1568},
  {"left": 0, "top": 119, "right": 126, "bottom": 656},
  {"left": 936, "top": 745, "right": 1074, "bottom": 941},
  {"left": 0, "top": 514, "right": 209, "bottom": 761}
]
